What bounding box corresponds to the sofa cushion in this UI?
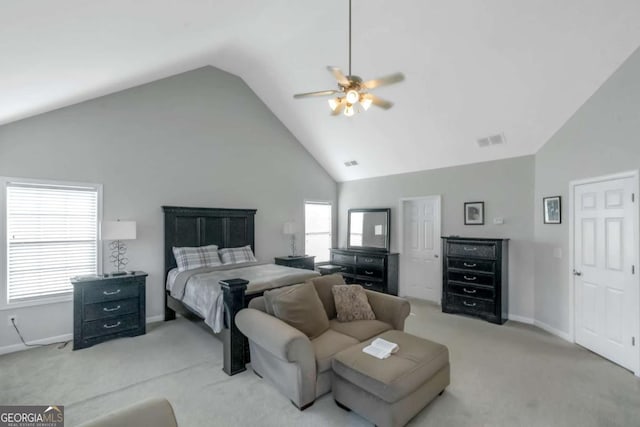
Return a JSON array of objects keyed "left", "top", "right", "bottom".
[
  {"left": 311, "top": 329, "right": 359, "bottom": 373},
  {"left": 329, "top": 319, "right": 392, "bottom": 342},
  {"left": 332, "top": 285, "right": 376, "bottom": 322},
  {"left": 305, "top": 274, "right": 346, "bottom": 319},
  {"left": 332, "top": 330, "right": 450, "bottom": 403},
  {"left": 263, "top": 282, "right": 329, "bottom": 339}
]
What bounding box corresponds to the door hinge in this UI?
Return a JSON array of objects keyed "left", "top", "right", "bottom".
[
  {"left": 633, "top": 337, "right": 636, "bottom": 346},
  {"left": 633, "top": 265, "right": 636, "bottom": 275},
  {"left": 633, "top": 193, "right": 635, "bottom": 202}
]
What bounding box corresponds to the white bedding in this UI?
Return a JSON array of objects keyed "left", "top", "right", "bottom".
[{"left": 166, "top": 263, "right": 320, "bottom": 333}]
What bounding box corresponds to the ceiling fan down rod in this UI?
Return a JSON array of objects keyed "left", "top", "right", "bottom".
[{"left": 348, "top": 0, "right": 352, "bottom": 77}]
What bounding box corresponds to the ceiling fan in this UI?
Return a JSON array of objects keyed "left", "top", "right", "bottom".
[{"left": 293, "top": 0, "right": 405, "bottom": 117}]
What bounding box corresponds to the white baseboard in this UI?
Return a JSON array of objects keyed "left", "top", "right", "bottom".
[
  {"left": 0, "top": 315, "right": 165, "bottom": 356},
  {"left": 533, "top": 319, "right": 572, "bottom": 342},
  {"left": 508, "top": 314, "right": 534, "bottom": 324},
  {"left": 0, "top": 333, "right": 73, "bottom": 356}
]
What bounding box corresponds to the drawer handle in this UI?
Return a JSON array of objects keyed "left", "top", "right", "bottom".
[
  {"left": 463, "top": 276, "right": 477, "bottom": 281},
  {"left": 463, "top": 288, "right": 476, "bottom": 294},
  {"left": 463, "top": 247, "right": 477, "bottom": 251},
  {"left": 363, "top": 258, "right": 374, "bottom": 263},
  {"left": 463, "top": 301, "right": 477, "bottom": 307},
  {"left": 103, "top": 305, "right": 121, "bottom": 312},
  {"left": 103, "top": 289, "right": 121, "bottom": 296},
  {"left": 363, "top": 282, "right": 373, "bottom": 287},
  {"left": 463, "top": 263, "right": 477, "bottom": 267},
  {"left": 103, "top": 321, "right": 121, "bottom": 329},
  {"left": 364, "top": 270, "right": 374, "bottom": 275}
]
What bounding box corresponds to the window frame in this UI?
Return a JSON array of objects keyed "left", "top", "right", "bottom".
[
  {"left": 304, "top": 200, "right": 333, "bottom": 265},
  {"left": 0, "top": 176, "right": 103, "bottom": 310}
]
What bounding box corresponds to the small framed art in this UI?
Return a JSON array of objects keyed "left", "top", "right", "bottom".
[
  {"left": 543, "top": 196, "right": 561, "bottom": 224},
  {"left": 464, "top": 202, "right": 484, "bottom": 225}
]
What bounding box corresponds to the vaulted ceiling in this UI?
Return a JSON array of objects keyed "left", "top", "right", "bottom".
[{"left": 2, "top": 1, "right": 640, "bottom": 181}]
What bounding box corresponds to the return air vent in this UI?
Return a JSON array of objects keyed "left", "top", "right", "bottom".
[
  {"left": 344, "top": 160, "right": 359, "bottom": 167},
  {"left": 477, "top": 133, "right": 506, "bottom": 147}
]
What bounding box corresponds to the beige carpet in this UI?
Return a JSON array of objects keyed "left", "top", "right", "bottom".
[{"left": 1, "top": 299, "right": 638, "bottom": 426}]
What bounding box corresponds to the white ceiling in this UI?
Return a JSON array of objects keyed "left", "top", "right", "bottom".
[{"left": 2, "top": 1, "right": 640, "bottom": 181}]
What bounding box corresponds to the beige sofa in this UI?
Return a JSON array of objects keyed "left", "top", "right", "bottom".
[
  {"left": 235, "top": 274, "right": 411, "bottom": 410},
  {"left": 76, "top": 398, "right": 177, "bottom": 427}
]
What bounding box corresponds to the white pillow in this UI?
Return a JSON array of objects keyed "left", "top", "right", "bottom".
[
  {"left": 172, "top": 244, "right": 222, "bottom": 272},
  {"left": 218, "top": 245, "right": 257, "bottom": 265}
]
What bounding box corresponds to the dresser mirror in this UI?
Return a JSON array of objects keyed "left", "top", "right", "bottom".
[{"left": 347, "top": 208, "right": 391, "bottom": 252}]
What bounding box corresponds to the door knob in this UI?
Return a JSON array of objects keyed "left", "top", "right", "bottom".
[
  {"left": 573, "top": 270, "right": 582, "bottom": 276},
  {"left": 434, "top": 254, "right": 439, "bottom": 258}
]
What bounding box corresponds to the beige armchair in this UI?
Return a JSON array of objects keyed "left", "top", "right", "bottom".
[
  {"left": 76, "top": 398, "right": 177, "bottom": 427},
  {"left": 235, "top": 274, "right": 410, "bottom": 410}
]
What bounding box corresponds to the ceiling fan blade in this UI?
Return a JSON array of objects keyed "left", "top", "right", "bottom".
[
  {"left": 293, "top": 90, "right": 341, "bottom": 99},
  {"left": 331, "top": 99, "right": 346, "bottom": 115},
  {"left": 369, "top": 94, "right": 394, "bottom": 110},
  {"left": 362, "top": 72, "right": 405, "bottom": 90},
  {"left": 327, "top": 66, "right": 351, "bottom": 86}
]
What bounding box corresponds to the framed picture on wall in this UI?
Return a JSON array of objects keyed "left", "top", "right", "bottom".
[
  {"left": 543, "top": 196, "right": 561, "bottom": 224},
  {"left": 464, "top": 202, "right": 484, "bottom": 225}
]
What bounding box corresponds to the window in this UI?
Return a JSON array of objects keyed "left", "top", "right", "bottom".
[
  {"left": 304, "top": 201, "right": 332, "bottom": 263},
  {"left": 3, "top": 179, "right": 101, "bottom": 304}
]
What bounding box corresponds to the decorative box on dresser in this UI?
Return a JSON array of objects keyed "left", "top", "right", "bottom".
[
  {"left": 329, "top": 248, "right": 399, "bottom": 295},
  {"left": 274, "top": 255, "right": 315, "bottom": 270},
  {"left": 72, "top": 272, "right": 147, "bottom": 350},
  {"left": 441, "top": 237, "right": 508, "bottom": 324}
]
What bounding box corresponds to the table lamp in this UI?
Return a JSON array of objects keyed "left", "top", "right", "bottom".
[
  {"left": 283, "top": 221, "right": 297, "bottom": 257},
  {"left": 101, "top": 220, "right": 137, "bottom": 275}
]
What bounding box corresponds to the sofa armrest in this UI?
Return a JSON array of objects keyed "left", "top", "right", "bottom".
[
  {"left": 365, "top": 291, "right": 411, "bottom": 330},
  {"left": 235, "top": 308, "right": 314, "bottom": 363}
]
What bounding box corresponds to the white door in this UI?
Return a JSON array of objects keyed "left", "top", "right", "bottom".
[
  {"left": 574, "top": 176, "right": 638, "bottom": 371},
  {"left": 401, "top": 196, "right": 441, "bottom": 302}
]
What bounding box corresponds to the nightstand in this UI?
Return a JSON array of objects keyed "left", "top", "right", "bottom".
[
  {"left": 71, "top": 272, "right": 147, "bottom": 350},
  {"left": 274, "top": 255, "right": 316, "bottom": 270}
]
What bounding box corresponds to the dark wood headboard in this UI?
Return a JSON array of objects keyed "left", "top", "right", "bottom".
[{"left": 162, "top": 206, "right": 257, "bottom": 278}]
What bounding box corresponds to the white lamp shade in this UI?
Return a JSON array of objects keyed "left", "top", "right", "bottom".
[
  {"left": 101, "top": 221, "right": 137, "bottom": 240},
  {"left": 283, "top": 222, "right": 297, "bottom": 235}
]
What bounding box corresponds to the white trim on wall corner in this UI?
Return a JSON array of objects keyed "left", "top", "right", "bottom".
[
  {"left": 146, "top": 315, "right": 164, "bottom": 324},
  {"left": 507, "top": 314, "right": 534, "bottom": 325},
  {"left": 534, "top": 319, "right": 572, "bottom": 342}
]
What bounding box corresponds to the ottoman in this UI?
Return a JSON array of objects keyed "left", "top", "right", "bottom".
[{"left": 331, "top": 330, "right": 450, "bottom": 427}]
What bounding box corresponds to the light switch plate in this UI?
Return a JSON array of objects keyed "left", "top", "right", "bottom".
[{"left": 493, "top": 217, "right": 504, "bottom": 225}]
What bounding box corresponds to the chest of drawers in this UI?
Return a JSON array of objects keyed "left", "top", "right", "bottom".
[
  {"left": 274, "top": 255, "right": 315, "bottom": 270},
  {"left": 72, "top": 272, "right": 147, "bottom": 350},
  {"left": 329, "top": 248, "right": 399, "bottom": 295},
  {"left": 441, "top": 238, "right": 508, "bottom": 324}
]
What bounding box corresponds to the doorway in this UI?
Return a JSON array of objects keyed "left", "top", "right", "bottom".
[
  {"left": 400, "top": 196, "right": 442, "bottom": 302},
  {"left": 571, "top": 171, "right": 639, "bottom": 374}
]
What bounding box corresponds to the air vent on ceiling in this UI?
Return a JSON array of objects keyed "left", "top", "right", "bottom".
[
  {"left": 344, "top": 160, "right": 359, "bottom": 167},
  {"left": 477, "top": 133, "right": 506, "bottom": 147}
]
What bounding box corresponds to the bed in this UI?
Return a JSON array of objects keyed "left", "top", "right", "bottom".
[{"left": 162, "top": 206, "right": 320, "bottom": 376}]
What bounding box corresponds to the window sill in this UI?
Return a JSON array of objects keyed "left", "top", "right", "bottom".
[{"left": 0, "top": 294, "right": 73, "bottom": 311}]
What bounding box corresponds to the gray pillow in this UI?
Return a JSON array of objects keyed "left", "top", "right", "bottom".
[
  {"left": 264, "top": 283, "right": 330, "bottom": 339},
  {"left": 332, "top": 285, "right": 376, "bottom": 322},
  {"left": 305, "top": 274, "right": 346, "bottom": 320}
]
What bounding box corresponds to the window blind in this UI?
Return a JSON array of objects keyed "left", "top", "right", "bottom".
[
  {"left": 7, "top": 183, "right": 98, "bottom": 302},
  {"left": 305, "top": 202, "right": 332, "bottom": 263}
]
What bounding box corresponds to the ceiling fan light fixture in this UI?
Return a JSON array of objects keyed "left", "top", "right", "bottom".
[
  {"left": 345, "top": 90, "right": 360, "bottom": 104},
  {"left": 328, "top": 97, "right": 342, "bottom": 111},
  {"left": 360, "top": 94, "right": 372, "bottom": 111},
  {"left": 344, "top": 104, "right": 355, "bottom": 117}
]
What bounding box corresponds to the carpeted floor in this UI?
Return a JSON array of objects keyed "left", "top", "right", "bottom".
[{"left": 1, "top": 299, "right": 639, "bottom": 426}]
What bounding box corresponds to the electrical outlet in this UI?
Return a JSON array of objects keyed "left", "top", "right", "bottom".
[{"left": 8, "top": 315, "right": 17, "bottom": 327}]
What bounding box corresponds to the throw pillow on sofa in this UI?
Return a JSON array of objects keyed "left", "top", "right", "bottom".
[
  {"left": 264, "top": 282, "right": 330, "bottom": 339},
  {"left": 332, "top": 285, "right": 376, "bottom": 322}
]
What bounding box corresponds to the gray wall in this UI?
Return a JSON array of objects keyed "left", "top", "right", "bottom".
[
  {"left": 534, "top": 46, "right": 640, "bottom": 333},
  {"left": 338, "top": 155, "right": 536, "bottom": 320},
  {"left": 0, "top": 66, "right": 337, "bottom": 349}
]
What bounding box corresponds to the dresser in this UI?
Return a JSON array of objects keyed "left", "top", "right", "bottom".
[
  {"left": 274, "top": 255, "right": 315, "bottom": 270},
  {"left": 72, "top": 272, "right": 147, "bottom": 350},
  {"left": 329, "top": 248, "right": 399, "bottom": 295},
  {"left": 441, "top": 237, "right": 508, "bottom": 324}
]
